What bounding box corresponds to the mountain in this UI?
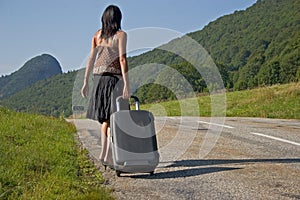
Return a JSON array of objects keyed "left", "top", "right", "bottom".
[
  {"left": 0, "top": 54, "right": 62, "bottom": 99},
  {"left": 1, "top": 71, "right": 76, "bottom": 117},
  {"left": 1, "top": 0, "right": 299, "bottom": 116},
  {"left": 128, "top": 0, "right": 300, "bottom": 102},
  {"left": 189, "top": 0, "right": 300, "bottom": 90}
]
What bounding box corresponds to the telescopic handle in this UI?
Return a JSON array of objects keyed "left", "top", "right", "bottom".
[{"left": 116, "top": 95, "right": 140, "bottom": 111}]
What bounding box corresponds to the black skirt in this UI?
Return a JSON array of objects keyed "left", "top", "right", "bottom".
[{"left": 86, "top": 73, "right": 123, "bottom": 124}]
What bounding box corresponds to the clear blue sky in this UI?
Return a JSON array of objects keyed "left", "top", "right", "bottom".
[{"left": 0, "top": 0, "right": 256, "bottom": 76}]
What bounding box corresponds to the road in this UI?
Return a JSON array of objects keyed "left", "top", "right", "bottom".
[{"left": 71, "top": 117, "right": 300, "bottom": 200}]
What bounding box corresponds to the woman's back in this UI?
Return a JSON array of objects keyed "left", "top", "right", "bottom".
[{"left": 93, "top": 30, "right": 121, "bottom": 74}]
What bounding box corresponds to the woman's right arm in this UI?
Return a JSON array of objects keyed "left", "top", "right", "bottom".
[{"left": 81, "top": 32, "right": 98, "bottom": 98}]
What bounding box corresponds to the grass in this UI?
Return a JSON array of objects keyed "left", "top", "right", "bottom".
[
  {"left": 226, "top": 82, "right": 300, "bottom": 118},
  {"left": 141, "top": 82, "right": 300, "bottom": 119},
  {"left": 1, "top": 82, "right": 297, "bottom": 199},
  {"left": 0, "top": 107, "right": 113, "bottom": 200}
]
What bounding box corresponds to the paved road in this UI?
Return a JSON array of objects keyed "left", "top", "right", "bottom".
[{"left": 70, "top": 117, "right": 300, "bottom": 200}]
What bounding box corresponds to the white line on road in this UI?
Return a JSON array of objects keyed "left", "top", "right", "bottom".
[
  {"left": 250, "top": 132, "right": 300, "bottom": 147},
  {"left": 198, "top": 120, "right": 235, "bottom": 129}
]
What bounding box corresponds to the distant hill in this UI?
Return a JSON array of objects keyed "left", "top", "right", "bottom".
[
  {"left": 1, "top": 71, "right": 76, "bottom": 117},
  {"left": 1, "top": 0, "right": 299, "bottom": 116},
  {"left": 0, "top": 54, "right": 62, "bottom": 99}
]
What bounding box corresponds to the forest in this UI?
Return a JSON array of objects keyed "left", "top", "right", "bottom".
[{"left": 128, "top": 0, "right": 300, "bottom": 102}]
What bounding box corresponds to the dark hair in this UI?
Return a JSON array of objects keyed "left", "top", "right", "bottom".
[{"left": 100, "top": 5, "right": 122, "bottom": 40}]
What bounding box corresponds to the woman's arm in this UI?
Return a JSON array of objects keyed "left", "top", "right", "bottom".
[
  {"left": 118, "top": 31, "right": 130, "bottom": 99},
  {"left": 81, "top": 32, "right": 98, "bottom": 98}
]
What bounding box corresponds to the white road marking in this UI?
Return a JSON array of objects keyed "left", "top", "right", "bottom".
[
  {"left": 198, "top": 120, "right": 235, "bottom": 129},
  {"left": 250, "top": 132, "right": 300, "bottom": 147}
]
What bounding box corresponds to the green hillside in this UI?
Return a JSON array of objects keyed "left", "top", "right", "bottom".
[
  {"left": 0, "top": 54, "right": 62, "bottom": 99},
  {"left": 1, "top": 71, "right": 76, "bottom": 117},
  {"left": 128, "top": 0, "right": 300, "bottom": 101},
  {"left": 1, "top": 0, "right": 299, "bottom": 117},
  {"left": 141, "top": 82, "right": 300, "bottom": 119},
  {"left": 190, "top": 0, "right": 300, "bottom": 90}
]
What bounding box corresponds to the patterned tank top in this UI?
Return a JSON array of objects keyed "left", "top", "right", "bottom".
[{"left": 93, "top": 34, "right": 121, "bottom": 75}]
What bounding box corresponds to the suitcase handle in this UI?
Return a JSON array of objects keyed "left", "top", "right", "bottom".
[
  {"left": 130, "top": 96, "right": 140, "bottom": 110},
  {"left": 116, "top": 95, "right": 140, "bottom": 111}
]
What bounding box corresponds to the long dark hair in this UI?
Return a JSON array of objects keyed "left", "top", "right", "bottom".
[{"left": 100, "top": 5, "right": 122, "bottom": 40}]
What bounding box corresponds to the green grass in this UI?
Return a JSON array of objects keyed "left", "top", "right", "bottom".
[
  {"left": 1, "top": 83, "right": 298, "bottom": 198},
  {"left": 0, "top": 107, "right": 113, "bottom": 200},
  {"left": 141, "top": 82, "right": 300, "bottom": 119}
]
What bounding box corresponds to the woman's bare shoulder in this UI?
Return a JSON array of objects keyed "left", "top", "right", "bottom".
[
  {"left": 94, "top": 29, "right": 101, "bottom": 37},
  {"left": 92, "top": 30, "right": 102, "bottom": 46},
  {"left": 116, "top": 30, "right": 127, "bottom": 38}
]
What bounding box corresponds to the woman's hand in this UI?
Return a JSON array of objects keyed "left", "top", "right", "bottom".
[
  {"left": 81, "top": 83, "right": 89, "bottom": 98},
  {"left": 123, "top": 84, "right": 129, "bottom": 99}
]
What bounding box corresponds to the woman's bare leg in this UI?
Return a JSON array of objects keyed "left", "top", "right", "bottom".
[
  {"left": 99, "top": 121, "right": 109, "bottom": 161},
  {"left": 104, "top": 126, "right": 113, "bottom": 165}
]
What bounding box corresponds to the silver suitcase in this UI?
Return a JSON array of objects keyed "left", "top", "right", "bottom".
[{"left": 110, "top": 96, "right": 159, "bottom": 177}]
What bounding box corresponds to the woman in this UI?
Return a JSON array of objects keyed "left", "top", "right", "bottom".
[{"left": 81, "top": 5, "right": 129, "bottom": 169}]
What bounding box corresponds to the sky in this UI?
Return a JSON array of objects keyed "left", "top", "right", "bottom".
[{"left": 0, "top": 0, "right": 256, "bottom": 76}]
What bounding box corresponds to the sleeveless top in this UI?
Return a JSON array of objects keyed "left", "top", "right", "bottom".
[{"left": 93, "top": 34, "right": 121, "bottom": 75}]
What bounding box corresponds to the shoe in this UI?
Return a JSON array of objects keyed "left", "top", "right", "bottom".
[{"left": 100, "top": 159, "right": 107, "bottom": 170}]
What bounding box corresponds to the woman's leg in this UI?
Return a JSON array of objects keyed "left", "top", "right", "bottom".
[
  {"left": 99, "top": 121, "right": 109, "bottom": 161},
  {"left": 104, "top": 123, "right": 113, "bottom": 165}
]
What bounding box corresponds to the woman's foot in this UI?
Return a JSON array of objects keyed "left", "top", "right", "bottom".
[
  {"left": 104, "top": 157, "right": 114, "bottom": 169},
  {"left": 100, "top": 159, "right": 108, "bottom": 170}
]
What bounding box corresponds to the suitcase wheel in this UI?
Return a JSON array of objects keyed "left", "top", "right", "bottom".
[
  {"left": 115, "top": 171, "right": 154, "bottom": 177},
  {"left": 116, "top": 170, "right": 121, "bottom": 177}
]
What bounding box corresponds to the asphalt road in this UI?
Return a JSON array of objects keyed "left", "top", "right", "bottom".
[{"left": 71, "top": 117, "right": 300, "bottom": 200}]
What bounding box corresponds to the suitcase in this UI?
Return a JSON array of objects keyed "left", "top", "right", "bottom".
[{"left": 110, "top": 96, "right": 159, "bottom": 177}]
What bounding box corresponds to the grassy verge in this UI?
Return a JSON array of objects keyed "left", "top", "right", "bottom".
[
  {"left": 141, "top": 82, "right": 300, "bottom": 119},
  {"left": 0, "top": 107, "right": 113, "bottom": 199}
]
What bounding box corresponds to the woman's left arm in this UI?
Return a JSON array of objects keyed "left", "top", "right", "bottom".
[{"left": 118, "top": 31, "right": 130, "bottom": 99}]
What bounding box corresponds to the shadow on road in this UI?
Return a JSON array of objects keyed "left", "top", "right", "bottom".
[
  {"left": 127, "top": 158, "right": 300, "bottom": 179},
  {"left": 129, "top": 166, "right": 240, "bottom": 179},
  {"left": 166, "top": 158, "right": 300, "bottom": 168}
]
